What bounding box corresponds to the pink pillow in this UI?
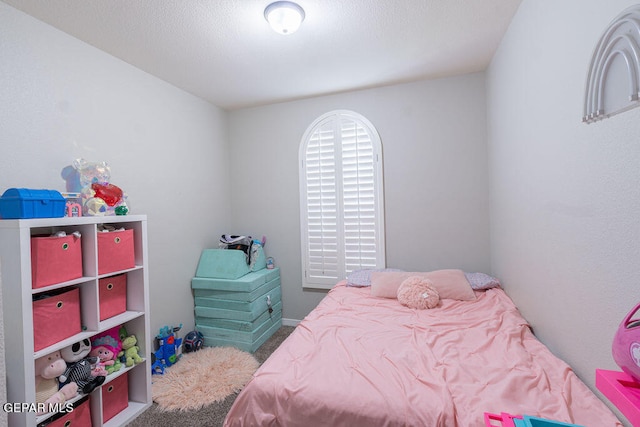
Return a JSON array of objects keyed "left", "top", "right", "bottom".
[
  {"left": 397, "top": 276, "right": 440, "bottom": 309},
  {"left": 370, "top": 269, "right": 476, "bottom": 301}
]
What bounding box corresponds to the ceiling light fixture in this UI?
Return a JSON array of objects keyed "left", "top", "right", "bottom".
[{"left": 264, "top": 1, "right": 305, "bottom": 35}]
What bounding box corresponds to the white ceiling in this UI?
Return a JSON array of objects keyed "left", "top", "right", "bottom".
[{"left": 3, "top": 0, "right": 522, "bottom": 110}]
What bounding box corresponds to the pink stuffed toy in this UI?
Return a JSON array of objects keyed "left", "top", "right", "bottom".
[
  {"left": 91, "top": 362, "right": 109, "bottom": 377},
  {"left": 35, "top": 350, "right": 78, "bottom": 414},
  {"left": 397, "top": 276, "right": 440, "bottom": 309},
  {"left": 90, "top": 326, "right": 123, "bottom": 374}
]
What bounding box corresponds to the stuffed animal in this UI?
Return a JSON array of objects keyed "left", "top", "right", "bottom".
[
  {"left": 120, "top": 335, "right": 143, "bottom": 367},
  {"left": 59, "top": 338, "right": 106, "bottom": 394},
  {"left": 118, "top": 325, "right": 143, "bottom": 367},
  {"left": 90, "top": 326, "right": 122, "bottom": 374},
  {"left": 91, "top": 361, "right": 110, "bottom": 377},
  {"left": 35, "top": 350, "right": 78, "bottom": 414}
]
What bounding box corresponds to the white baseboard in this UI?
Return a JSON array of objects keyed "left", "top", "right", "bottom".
[{"left": 281, "top": 318, "right": 301, "bottom": 327}]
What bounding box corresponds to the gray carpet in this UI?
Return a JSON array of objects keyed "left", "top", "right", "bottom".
[{"left": 126, "top": 326, "right": 295, "bottom": 427}]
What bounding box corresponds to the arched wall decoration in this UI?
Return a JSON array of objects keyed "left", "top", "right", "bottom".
[{"left": 583, "top": 5, "right": 640, "bottom": 124}]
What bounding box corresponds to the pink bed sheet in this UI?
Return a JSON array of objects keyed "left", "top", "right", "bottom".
[{"left": 224, "top": 281, "right": 621, "bottom": 427}]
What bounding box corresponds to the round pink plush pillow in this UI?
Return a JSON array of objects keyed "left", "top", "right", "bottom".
[{"left": 397, "top": 276, "right": 440, "bottom": 309}]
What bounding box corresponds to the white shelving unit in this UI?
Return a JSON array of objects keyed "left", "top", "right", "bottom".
[{"left": 0, "top": 215, "right": 151, "bottom": 427}]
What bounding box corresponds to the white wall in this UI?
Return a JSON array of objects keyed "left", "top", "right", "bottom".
[
  {"left": 0, "top": 3, "right": 231, "bottom": 338},
  {"left": 228, "top": 73, "right": 491, "bottom": 321},
  {"left": 487, "top": 1, "right": 640, "bottom": 423}
]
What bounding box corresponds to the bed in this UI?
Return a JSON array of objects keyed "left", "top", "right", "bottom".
[{"left": 223, "top": 270, "right": 622, "bottom": 427}]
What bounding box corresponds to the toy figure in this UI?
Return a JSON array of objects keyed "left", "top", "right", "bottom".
[
  {"left": 151, "top": 352, "right": 166, "bottom": 375},
  {"left": 90, "top": 326, "right": 123, "bottom": 374},
  {"left": 35, "top": 350, "right": 78, "bottom": 414},
  {"left": 151, "top": 324, "right": 183, "bottom": 375},
  {"left": 59, "top": 338, "right": 106, "bottom": 394},
  {"left": 160, "top": 324, "right": 183, "bottom": 366},
  {"left": 120, "top": 334, "right": 143, "bottom": 367}
]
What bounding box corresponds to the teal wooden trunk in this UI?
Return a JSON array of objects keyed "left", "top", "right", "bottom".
[{"left": 192, "top": 249, "right": 281, "bottom": 353}]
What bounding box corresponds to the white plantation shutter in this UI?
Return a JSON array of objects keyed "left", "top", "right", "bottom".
[
  {"left": 341, "top": 118, "right": 378, "bottom": 272},
  {"left": 300, "top": 110, "right": 385, "bottom": 289},
  {"left": 305, "top": 119, "right": 339, "bottom": 284}
]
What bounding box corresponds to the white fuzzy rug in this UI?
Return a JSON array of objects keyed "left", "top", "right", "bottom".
[{"left": 152, "top": 346, "right": 259, "bottom": 412}]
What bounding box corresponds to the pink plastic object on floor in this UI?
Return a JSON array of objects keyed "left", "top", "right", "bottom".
[{"left": 484, "top": 412, "right": 522, "bottom": 427}]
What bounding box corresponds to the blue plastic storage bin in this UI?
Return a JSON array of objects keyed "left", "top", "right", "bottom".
[{"left": 0, "top": 188, "right": 66, "bottom": 219}]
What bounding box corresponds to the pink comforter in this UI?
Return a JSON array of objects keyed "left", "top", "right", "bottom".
[{"left": 224, "top": 282, "right": 621, "bottom": 427}]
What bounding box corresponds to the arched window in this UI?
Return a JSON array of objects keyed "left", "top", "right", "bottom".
[{"left": 299, "top": 110, "right": 385, "bottom": 289}]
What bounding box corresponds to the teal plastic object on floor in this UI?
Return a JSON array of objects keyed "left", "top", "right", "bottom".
[{"left": 513, "top": 416, "right": 584, "bottom": 427}]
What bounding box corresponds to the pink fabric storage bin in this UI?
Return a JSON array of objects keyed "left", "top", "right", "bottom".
[
  {"left": 97, "top": 229, "right": 135, "bottom": 275},
  {"left": 44, "top": 396, "right": 91, "bottom": 427},
  {"left": 102, "top": 373, "right": 128, "bottom": 423},
  {"left": 33, "top": 287, "right": 81, "bottom": 352},
  {"left": 99, "top": 274, "right": 127, "bottom": 321},
  {"left": 31, "top": 234, "right": 83, "bottom": 289}
]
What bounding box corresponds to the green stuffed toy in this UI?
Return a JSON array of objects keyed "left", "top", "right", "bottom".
[
  {"left": 118, "top": 324, "right": 143, "bottom": 367},
  {"left": 121, "top": 335, "right": 143, "bottom": 367},
  {"left": 108, "top": 355, "right": 122, "bottom": 374}
]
